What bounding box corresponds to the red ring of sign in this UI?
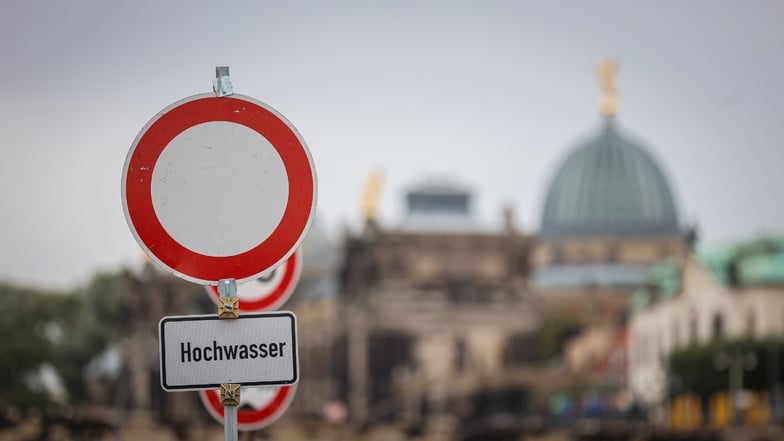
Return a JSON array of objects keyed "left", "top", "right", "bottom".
[
  {"left": 199, "top": 385, "right": 296, "bottom": 431},
  {"left": 206, "top": 248, "right": 302, "bottom": 312},
  {"left": 123, "top": 94, "right": 316, "bottom": 284}
]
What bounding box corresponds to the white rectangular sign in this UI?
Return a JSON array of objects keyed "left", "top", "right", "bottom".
[{"left": 159, "top": 312, "right": 298, "bottom": 391}]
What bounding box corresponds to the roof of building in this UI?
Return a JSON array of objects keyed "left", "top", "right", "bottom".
[
  {"left": 541, "top": 120, "right": 680, "bottom": 238},
  {"left": 631, "top": 234, "right": 784, "bottom": 313},
  {"left": 630, "top": 257, "right": 682, "bottom": 313},
  {"left": 400, "top": 179, "right": 485, "bottom": 233},
  {"left": 697, "top": 234, "right": 784, "bottom": 287}
]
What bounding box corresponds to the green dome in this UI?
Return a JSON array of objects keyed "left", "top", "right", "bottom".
[{"left": 541, "top": 121, "right": 680, "bottom": 238}]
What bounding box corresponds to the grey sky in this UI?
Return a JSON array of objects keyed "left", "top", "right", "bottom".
[{"left": 1, "top": 1, "right": 783, "bottom": 289}]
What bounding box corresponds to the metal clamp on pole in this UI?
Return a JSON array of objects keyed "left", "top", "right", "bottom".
[
  {"left": 217, "top": 278, "right": 239, "bottom": 319},
  {"left": 213, "top": 66, "right": 234, "bottom": 97},
  {"left": 220, "top": 384, "right": 241, "bottom": 406},
  {"left": 218, "top": 278, "right": 240, "bottom": 441},
  {"left": 220, "top": 383, "right": 240, "bottom": 440}
]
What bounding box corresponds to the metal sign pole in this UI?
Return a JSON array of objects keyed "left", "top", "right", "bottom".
[
  {"left": 214, "top": 69, "right": 239, "bottom": 441},
  {"left": 221, "top": 384, "right": 240, "bottom": 441},
  {"left": 218, "top": 278, "right": 240, "bottom": 441}
]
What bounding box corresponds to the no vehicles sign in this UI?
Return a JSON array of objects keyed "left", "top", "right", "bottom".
[{"left": 122, "top": 93, "right": 317, "bottom": 285}]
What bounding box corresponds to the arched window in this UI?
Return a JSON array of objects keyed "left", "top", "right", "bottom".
[
  {"left": 689, "top": 310, "right": 698, "bottom": 344},
  {"left": 712, "top": 313, "right": 724, "bottom": 339},
  {"left": 672, "top": 319, "right": 681, "bottom": 349},
  {"left": 746, "top": 310, "right": 756, "bottom": 338}
]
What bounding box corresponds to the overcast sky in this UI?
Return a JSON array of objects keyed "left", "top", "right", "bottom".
[{"left": 1, "top": 1, "right": 783, "bottom": 289}]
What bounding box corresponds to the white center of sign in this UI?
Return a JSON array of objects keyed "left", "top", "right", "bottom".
[{"left": 151, "top": 121, "right": 288, "bottom": 257}]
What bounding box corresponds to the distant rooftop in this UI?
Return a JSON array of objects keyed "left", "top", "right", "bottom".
[
  {"left": 632, "top": 234, "right": 784, "bottom": 313},
  {"left": 698, "top": 234, "right": 784, "bottom": 287},
  {"left": 400, "top": 179, "right": 481, "bottom": 233}
]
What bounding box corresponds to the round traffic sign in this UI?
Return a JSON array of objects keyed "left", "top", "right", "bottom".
[
  {"left": 199, "top": 385, "right": 296, "bottom": 431},
  {"left": 122, "top": 94, "right": 317, "bottom": 284},
  {"left": 204, "top": 248, "right": 302, "bottom": 312}
]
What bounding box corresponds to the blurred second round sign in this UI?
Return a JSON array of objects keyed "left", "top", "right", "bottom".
[
  {"left": 204, "top": 248, "right": 302, "bottom": 312},
  {"left": 121, "top": 93, "right": 317, "bottom": 285},
  {"left": 199, "top": 385, "right": 296, "bottom": 432}
]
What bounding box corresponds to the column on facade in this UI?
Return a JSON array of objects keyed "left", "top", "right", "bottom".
[
  {"left": 414, "top": 331, "right": 456, "bottom": 416},
  {"left": 467, "top": 329, "right": 504, "bottom": 376},
  {"left": 347, "top": 308, "right": 369, "bottom": 426},
  {"left": 125, "top": 334, "right": 151, "bottom": 417}
]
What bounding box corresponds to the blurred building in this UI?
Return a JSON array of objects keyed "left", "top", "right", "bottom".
[
  {"left": 285, "top": 217, "right": 342, "bottom": 419},
  {"left": 629, "top": 235, "right": 784, "bottom": 407},
  {"left": 528, "top": 63, "right": 693, "bottom": 408},
  {"left": 333, "top": 180, "right": 539, "bottom": 428},
  {"left": 300, "top": 60, "right": 699, "bottom": 429},
  {"left": 533, "top": 113, "right": 691, "bottom": 321}
]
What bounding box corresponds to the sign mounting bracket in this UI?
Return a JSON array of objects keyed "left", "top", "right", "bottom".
[{"left": 213, "top": 66, "right": 234, "bottom": 97}]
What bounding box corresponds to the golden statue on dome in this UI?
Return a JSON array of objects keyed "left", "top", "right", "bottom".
[{"left": 597, "top": 58, "right": 619, "bottom": 117}]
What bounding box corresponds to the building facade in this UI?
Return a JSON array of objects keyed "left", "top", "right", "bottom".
[
  {"left": 629, "top": 236, "right": 784, "bottom": 408},
  {"left": 334, "top": 182, "right": 540, "bottom": 427}
]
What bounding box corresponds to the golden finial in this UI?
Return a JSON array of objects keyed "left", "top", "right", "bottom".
[
  {"left": 597, "top": 58, "right": 619, "bottom": 117},
  {"left": 361, "top": 170, "right": 384, "bottom": 221}
]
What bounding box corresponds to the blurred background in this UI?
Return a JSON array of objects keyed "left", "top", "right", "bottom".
[{"left": 2, "top": 1, "right": 784, "bottom": 440}]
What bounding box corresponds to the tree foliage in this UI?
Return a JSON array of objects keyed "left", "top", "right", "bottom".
[
  {"left": 668, "top": 338, "right": 784, "bottom": 400},
  {"left": 0, "top": 283, "right": 78, "bottom": 412},
  {"left": 55, "top": 272, "right": 127, "bottom": 404},
  {"left": 0, "top": 271, "right": 127, "bottom": 414}
]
